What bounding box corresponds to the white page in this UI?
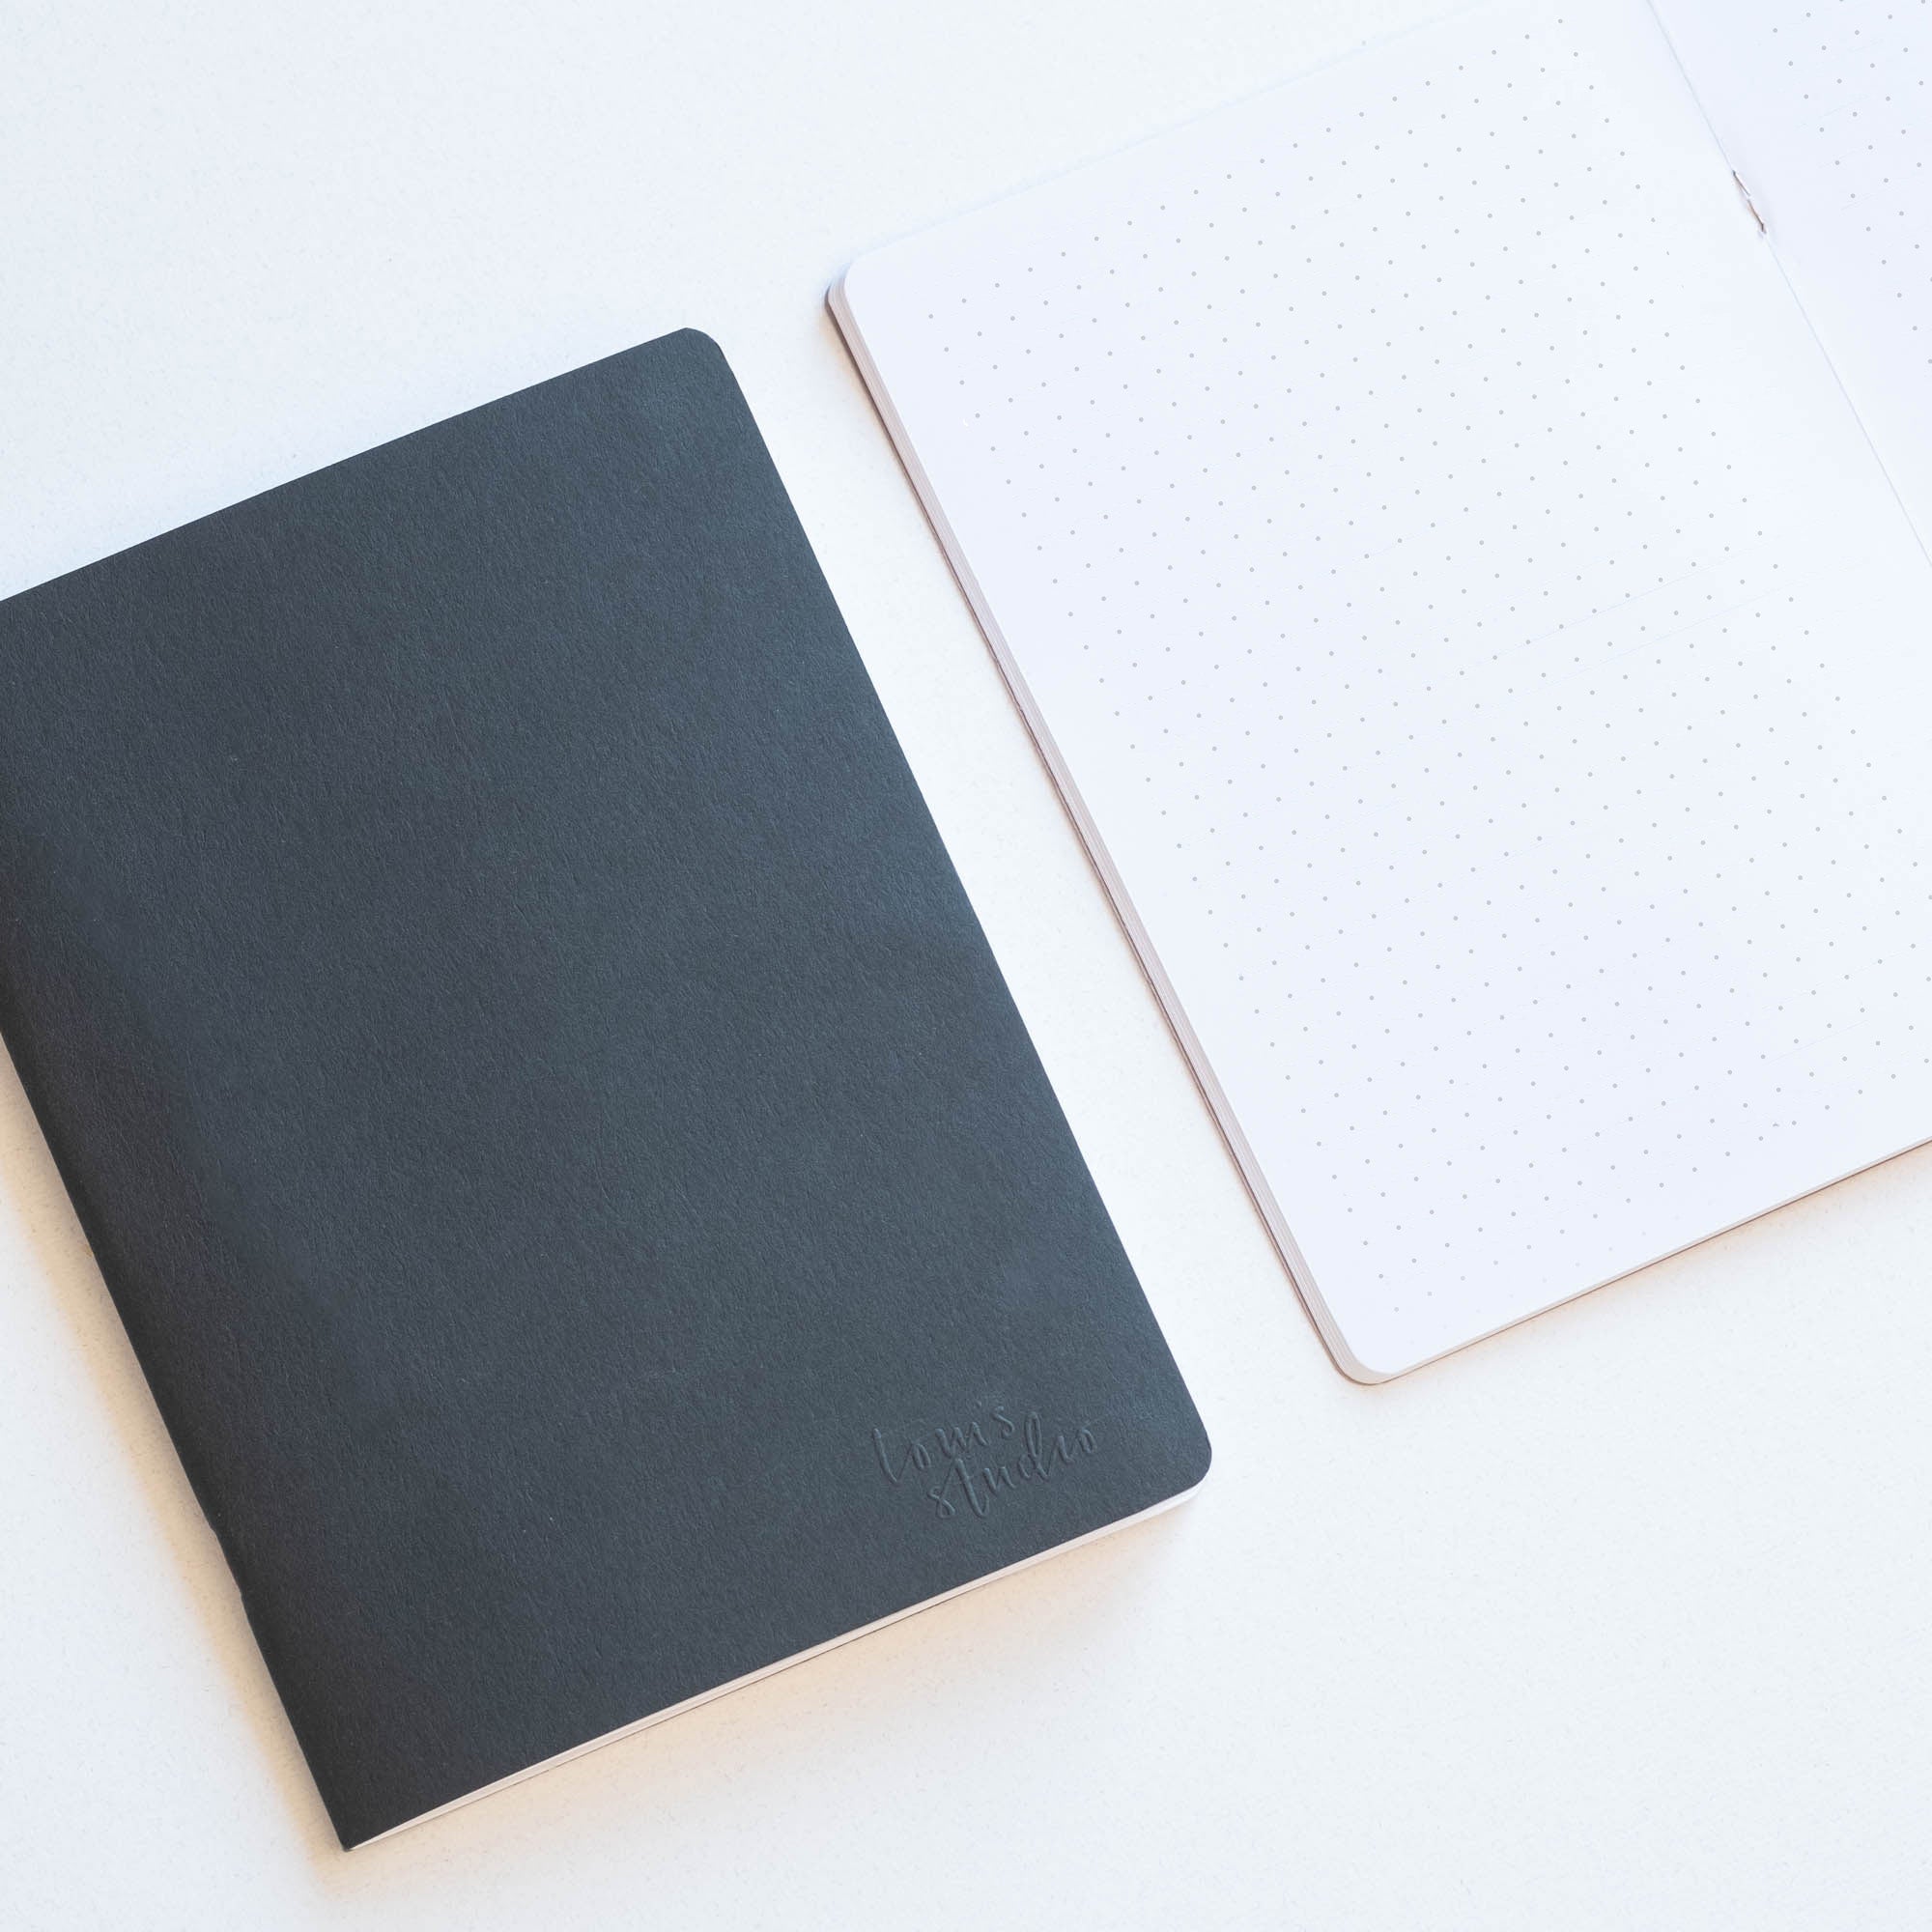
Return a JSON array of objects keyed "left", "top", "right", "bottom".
[
  {"left": 835, "top": 0, "right": 1932, "bottom": 1378},
  {"left": 1650, "top": 0, "right": 1932, "bottom": 544}
]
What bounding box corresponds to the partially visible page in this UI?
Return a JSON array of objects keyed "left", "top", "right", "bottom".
[
  {"left": 838, "top": 0, "right": 1932, "bottom": 1378},
  {"left": 1652, "top": 0, "right": 1932, "bottom": 540}
]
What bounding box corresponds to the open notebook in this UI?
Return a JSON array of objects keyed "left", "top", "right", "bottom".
[{"left": 833, "top": 0, "right": 1932, "bottom": 1379}]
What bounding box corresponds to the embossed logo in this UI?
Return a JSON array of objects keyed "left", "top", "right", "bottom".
[{"left": 871, "top": 1406, "right": 1100, "bottom": 1521}]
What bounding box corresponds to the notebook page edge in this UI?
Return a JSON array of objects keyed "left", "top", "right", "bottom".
[{"left": 831, "top": 272, "right": 1385, "bottom": 1383}]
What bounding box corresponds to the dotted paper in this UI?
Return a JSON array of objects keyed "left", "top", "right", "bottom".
[{"left": 837, "top": 0, "right": 1932, "bottom": 1376}]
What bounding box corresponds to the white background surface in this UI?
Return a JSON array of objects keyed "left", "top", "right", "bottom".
[{"left": 1, "top": 2, "right": 1927, "bottom": 1926}]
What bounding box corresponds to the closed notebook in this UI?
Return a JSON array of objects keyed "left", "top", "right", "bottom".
[{"left": 0, "top": 330, "right": 1208, "bottom": 1848}]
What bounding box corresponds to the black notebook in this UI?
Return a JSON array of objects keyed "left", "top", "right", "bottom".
[{"left": 0, "top": 330, "right": 1208, "bottom": 1847}]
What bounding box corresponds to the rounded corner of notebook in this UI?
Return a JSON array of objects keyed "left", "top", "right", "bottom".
[
  {"left": 827, "top": 259, "right": 867, "bottom": 330},
  {"left": 1290, "top": 1270, "right": 1406, "bottom": 1384},
  {"left": 1324, "top": 1334, "right": 1403, "bottom": 1386},
  {"left": 1167, "top": 1418, "right": 1213, "bottom": 1502},
  {"left": 829, "top": 251, "right": 902, "bottom": 340},
  {"left": 1175, "top": 1430, "right": 1206, "bottom": 1499},
  {"left": 657, "top": 326, "right": 732, "bottom": 373}
]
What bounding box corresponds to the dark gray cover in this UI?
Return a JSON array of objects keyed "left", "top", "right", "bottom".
[{"left": 0, "top": 331, "right": 1208, "bottom": 1847}]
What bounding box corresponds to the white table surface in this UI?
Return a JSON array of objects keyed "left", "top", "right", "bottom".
[{"left": 2, "top": 3, "right": 1927, "bottom": 1926}]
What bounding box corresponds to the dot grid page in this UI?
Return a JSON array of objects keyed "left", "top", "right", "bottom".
[
  {"left": 1652, "top": 0, "right": 1932, "bottom": 542},
  {"left": 836, "top": 0, "right": 1932, "bottom": 1378}
]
